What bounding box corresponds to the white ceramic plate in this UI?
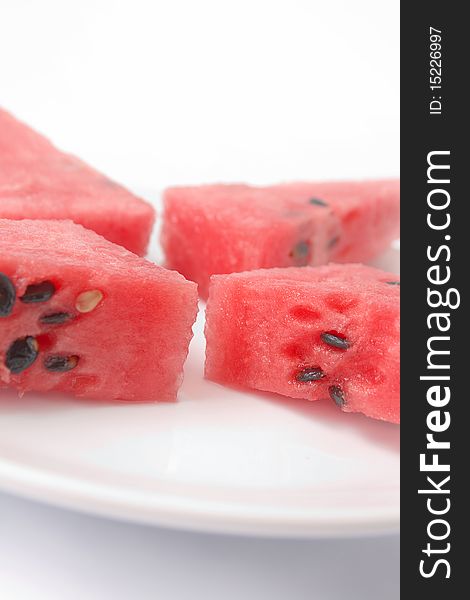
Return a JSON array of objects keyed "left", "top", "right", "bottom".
[{"left": 0, "top": 197, "right": 400, "bottom": 538}]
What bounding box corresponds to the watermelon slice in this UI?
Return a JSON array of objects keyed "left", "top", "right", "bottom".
[
  {"left": 162, "top": 180, "right": 400, "bottom": 297},
  {"left": 0, "top": 219, "right": 197, "bottom": 401},
  {"left": 205, "top": 264, "right": 400, "bottom": 423},
  {"left": 0, "top": 109, "right": 155, "bottom": 256}
]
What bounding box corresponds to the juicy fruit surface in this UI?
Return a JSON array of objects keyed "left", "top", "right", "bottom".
[
  {"left": 0, "top": 219, "right": 198, "bottom": 401},
  {"left": 162, "top": 180, "right": 400, "bottom": 297},
  {"left": 0, "top": 109, "right": 155, "bottom": 255},
  {"left": 205, "top": 264, "right": 400, "bottom": 423}
]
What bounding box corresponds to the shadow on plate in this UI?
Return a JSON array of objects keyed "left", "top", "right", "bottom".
[
  {"left": 185, "top": 376, "right": 400, "bottom": 455},
  {"left": 257, "top": 391, "right": 399, "bottom": 454}
]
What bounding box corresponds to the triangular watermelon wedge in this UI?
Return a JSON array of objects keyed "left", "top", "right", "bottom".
[
  {"left": 205, "top": 264, "right": 399, "bottom": 423},
  {"left": 162, "top": 180, "right": 400, "bottom": 297},
  {"left": 0, "top": 109, "right": 155, "bottom": 256},
  {"left": 0, "top": 219, "right": 197, "bottom": 401}
]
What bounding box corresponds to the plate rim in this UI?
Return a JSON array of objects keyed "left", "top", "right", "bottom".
[{"left": 0, "top": 454, "right": 399, "bottom": 538}]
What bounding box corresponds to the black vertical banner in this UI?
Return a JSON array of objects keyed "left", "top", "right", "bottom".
[{"left": 401, "top": 2, "right": 465, "bottom": 596}]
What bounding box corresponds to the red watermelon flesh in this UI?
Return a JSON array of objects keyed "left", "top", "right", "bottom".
[
  {"left": 0, "top": 219, "right": 197, "bottom": 401},
  {"left": 0, "top": 109, "right": 155, "bottom": 256},
  {"left": 162, "top": 180, "right": 399, "bottom": 297},
  {"left": 205, "top": 264, "right": 400, "bottom": 423}
]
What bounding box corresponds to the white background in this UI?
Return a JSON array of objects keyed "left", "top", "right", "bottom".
[{"left": 0, "top": 1, "right": 399, "bottom": 598}]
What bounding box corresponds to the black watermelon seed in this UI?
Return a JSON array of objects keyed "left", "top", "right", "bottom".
[
  {"left": 296, "top": 366, "right": 325, "bottom": 382},
  {"left": 320, "top": 332, "right": 350, "bottom": 350},
  {"left": 40, "top": 312, "right": 73, "bottom": 325},
  {"left": 290, "top": 240, "right": 310, "bottom": 261},
  {"left": 329, "top": 385, "right": 345, "bottom": 408},
  {"left": 328, "top": 236, "right": 340, "bottom": 249},
  {"left": 309, "top": 197, "right": 328, "bottom": 207},
  {"left": 385, "top": 281, "right": 400, "bottom": 286},
  {"left": 5, "top": 337, "right": 39, "bottom": 374},
  {"left": 44, "top": 355, "right": 80, "bottom": 373},
  {"left": 20, "top": 281, "right": 56, "bottom": 303},
  {"left": 0, "top": 272, "right": 16, "bottom": 318}
]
